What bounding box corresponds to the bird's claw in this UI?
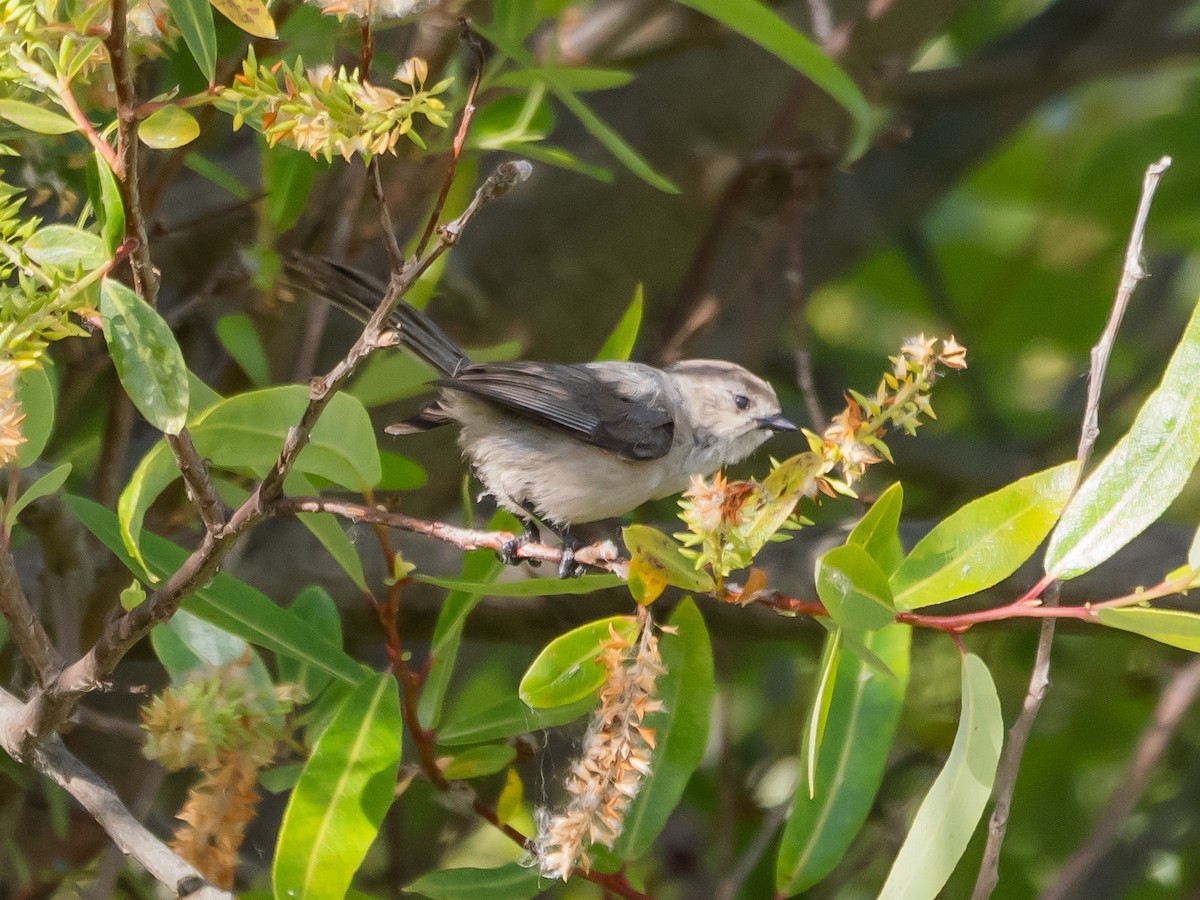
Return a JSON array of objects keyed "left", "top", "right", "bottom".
[
  {"left": 557, "top": 545, "right": 587, "bottom": 579},
  {"left": 498, "top": 522, "right": 542, "bottom": 568}
]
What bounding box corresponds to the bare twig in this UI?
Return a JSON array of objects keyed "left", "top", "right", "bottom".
[
  {"left": 273, "top": 496, "right": 627, "bottom": 576},
  {"left": 11, "top": 162, "right": 531, "bottom": 752},
  {"left": 0, "top": 550, "right": 62, "bottom": 687},
  {"left": 1041, "top": 656, "right": 1200, "bottom": 900},
  {"left": 0, "top": 687, "right": 230, "bottom": 899},
  {"left": 971, "top": 156, "right": 1172, "bottom": 900}
]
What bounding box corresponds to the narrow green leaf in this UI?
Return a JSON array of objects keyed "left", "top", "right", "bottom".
[
  {"left": 891, "top": 461, "right": 1079, "bottom": 610},
  {"left": 139, "top": 106, "right": 200, "bottom": 149},
  {"left": 99, "top": 278, "right": 190, "bottom": 435},
  {"left": 87, "top": 152, "right": 125, "bottom": 254},
  {"left": 848, "top": 482, "right": 904, "bottom": 574},
  {"left": 492, "top": 67, "right": 635, "bottom": 93},
  {"left": 440, "top": 743, "right": 517, "bottom": 780},
  {"left": 149, "top": 619, "right": 204, "bottom": 682},
  {"left": 519, "top": 616, "right": 639, "bottom": 708},
  {"left": 403, "top": 864, "right": 544, "bottom": 900},
  {"left": 208, "top": 0, "right": 276, "bottom": 38},
  {"left": 273, "top": 674, "right": 402, "bottom": 899},
  {"left": 215, "top": 313, "right": 270, "bottom": 386},
  {"left": 595, "top": 285, "right": 643, "bottom": 362},
  {"left": 777, "top": 624, "right": 910, "bottom": 893},
  {"left": 469, "top": 91, "right": 555, "bottom": 151},
  {"left": 417, "top": 573, "right": 622, "bottom": 597},
  {"left": 0, "top": 99, "right": 77, "bottom": 134},
  {"left": 263, "top": 145, "right": 319, "bottom": 232},
  {"left": 378, "top": 450, "right": 427, "bottom": 490},
  {"left": 801, "top": 626, "right": 841, "bottom": 800},
  {"left": 1095, "top": 607, "right": 1200, "bottom": 653},
  {"left": 670, "top": 0, "right": 871, "bottom": 158},
  {"left": 277, "top": 586, "right": 342, "bottom": 700},
  {"left": 1048, "top": 298, "right": 1200, "bottom": 579},
  {"left": 25, "top": 225, "right": 109, "bottom": 272},
  {"left": 437, "top": 693, "right": 595, "bottom": 746},
  {"left": 184, "top": 152, "right": 253, "bottom": 200},
  {"left": 877, "top": 653, "right": 1002, "bottom": 900},
  {"left": 816, "top": 544, "right": 895, "bottom": 633},
  {"left": 296, "top": 511, "right": 366, "bottom": 592},
  {"left": 418, "top": 536, "right": 503, "bottom": 731},
  {"left": 67, "top": 495, "right": 366, "bottom": 686},
  {"left": 165, "top": 0, "right": 217, "bottom": 81},
  {"left": 118, "top": 385, "right": 379, "bottom": 570},
  {"left": 616, "top": 598, "right": 715, "bottom": 859},
  {"left": 5, "top": 463, "right": 71, "bottom": 530},
  {"left": 553, "top": 88, "right": 679, "bottom": 193},
  {"left": 16, "top": 364, "right": 55, "bottom": 467}
]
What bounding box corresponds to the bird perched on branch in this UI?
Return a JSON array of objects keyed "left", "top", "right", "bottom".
[{"left": 289, "top": 258, "right": 796, "bottom": 577}]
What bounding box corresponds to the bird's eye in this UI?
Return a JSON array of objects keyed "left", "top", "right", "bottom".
[{"left": 734, "top": 394, "right": 751, "bottom": 410}]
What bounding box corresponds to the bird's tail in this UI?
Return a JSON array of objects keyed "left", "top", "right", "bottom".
[{"left": 282, "top": 255, "right": 471, "bottom": 377}]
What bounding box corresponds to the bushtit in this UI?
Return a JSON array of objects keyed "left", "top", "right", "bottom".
[{"left": 291, "top": 259, "right": 796, "bottom": 576}]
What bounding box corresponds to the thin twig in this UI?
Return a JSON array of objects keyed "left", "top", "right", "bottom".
[
  {"left": 971, "top": 156, "right": 1172, "bottom": 900},
  {"left": 0, "top": 549, "right": 62, "bottom": 687},
  {"left": 0, "top": 687, "right": 230, "bottom": 899},
  {"left": 1041, "top": 656, "right": 1200, "bottom": 900},
  {"left": 11, "top": 161, "right": 531, "bottom": 752},
  {"left": 273, "top": 496, "right": 627, "bottom": 576}
]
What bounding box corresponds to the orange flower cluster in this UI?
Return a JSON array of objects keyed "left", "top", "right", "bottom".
[
  {"left": 537, "top": 620, "right": 665, "bottom": 880},
  {"left": 171, "top": 752, "right": 261, "bottom": 889}
]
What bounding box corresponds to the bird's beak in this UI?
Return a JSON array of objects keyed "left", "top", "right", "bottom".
[{"left": 756, "top": 413, "right": 798, "bottom": 432}]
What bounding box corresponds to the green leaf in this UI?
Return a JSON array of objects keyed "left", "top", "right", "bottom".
[
  {"left": 378, "top": 450, "right": 427, "bottom": 490},
  {"left": 623, "top": 524, "right": 715, "bottom": 598},
  {"left": 1047, "top": 299, "right": 1200, "bottom": 579},
  {"left": 891, "top": 461, "right": 1079, "bottom": 611},
  {"left": 99, "top": 278, "right": 190, "bottom": 435},
  {"left": 185, "top": 152, "right": 253, "bottom": 200},
  {"left": 403, "top": 864, "right": 544, "bottom": 900},
  {"left": 277, "top": 586, "right": 343, "bottom": 700},
  {"left": 5, "top": 463, "right": 71, "bottom": 530},
  {"left": 438, "top": 692, "right": 594, "bottom": 746},
  {"left": 273, "top": 673, "right": 402, "bottom": 899},
  {"left": 118, "top": 385, "right": 379, "bottom": 570},
  {"left": 149, "top": 618, "right": 204, "bottom": 681},
  {"left": 440, "top": 743, "right": 517, "bottom": 780},
  {"left": 0, "top": 99, "right": 77, "bottom": 135},
  {"left": 24, "top": 225, "right": 109, "bottom": 272},
  {"left": 139, "top": 106, "right": 201, "bottom": 149},
  {"left": 166, "top": 0, "right": 216, "bottom": 81},
  {"left": 417, "top": 573, "right": 623, "bottom": 597},
  {"left": 469, "top": 91, "right": 555, "bottom": 151},
  {"left": 877, "top": 653, "right": 1002, "bottom": 900},
  {"left": 215, "top": 314, "right": 270, "bottom": 386},
  {"left": 492, "top": 67, "right": 635, "bottom": 93},
  {"left": 295, "top": 509, "right": 366, "bottom": 592},
  {"left": 595, "top": 285, "right": 643, "bottom": 362},
  {"left": 16, "top": 365, "right": 55, "bottom": 467},
  {"left": 816, "top": 544, "right": 895, "bottom": 632},
  {"left": 519, "top": 615, "right": 639, "bottom": 708},
  {"left": 616, "top": 598, "right": 715, "bottom": 859},
  {"left": 67, "top": 495, "right": 366, "bottom": 686},
  {"left": 776, "top": 624, "right": 910, "bottom": 894},
  {"left": 208, "top": 0, "right": 276, "bottom": 38},
  {"left": 87, "top": 152, "right": 125, "bottom": 254},
  {"left": 669, "top": 0, "right": 871, "bottom": 159},
  {"left": 1094, "top": 607, "right": 1200, "bottom": 653},
  {"left": 418, "top": 533, "right": 503, "bottom": 731},
  {"left": 150, "top": 608, "right": 270, "bottom": 688},
  {"left": 264, "top": 145, "right": 319, "bottom": 232},
  {"left": 801, "top": 626, "right": 841, "bottom": 800},
  {"left": 848, "top": 482, "right": 904, "bottom": 574}
]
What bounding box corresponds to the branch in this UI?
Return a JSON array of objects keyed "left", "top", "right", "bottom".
[
  {"left": 10, "top": 161, "right": 531, "bottom": 751},
  {"left": 970, "top": 156, "right": 1171, "bottom": 900},
  {"left": 1041, "top": 656, "right": 1200, "bottom": 900},
  {"left": 0, "top": 687, "right": 231, "bottom": 899},
  {"left": 0, "top": 547, "right": 62, "bottom": 687},
  {"left": 272, "top": 496, "right": 627, "bottom": 576}
]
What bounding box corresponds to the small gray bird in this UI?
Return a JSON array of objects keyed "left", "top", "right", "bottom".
[{"left": 292, "top": 259, "right": 796, "bottom": 576}]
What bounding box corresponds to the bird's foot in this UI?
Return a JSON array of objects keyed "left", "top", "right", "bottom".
[
  {"left": 556, "top": 531, "right": 586, "bottom": 579},
  {"left": 498, "top": 521, "right": 541, "bottom": 567}
]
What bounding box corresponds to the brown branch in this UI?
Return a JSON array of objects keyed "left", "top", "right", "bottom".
[
  {"left": 10, "top": 161, "right": 532, "bottom": 752},
  {"left": 0, "top": 687, "right": 231, "bottom": 899},
  {"left": 1041, "top": 656, "right": 1200, "bottom": 900},
  {"left": 971, "top": 156, "right": 1172, "bottom": 900},
  {"left": 0, "top": 548, "right": 62, "bottom": 688},
  {"left": 273, "top": 496, "right": 626, "bottom": 575}
]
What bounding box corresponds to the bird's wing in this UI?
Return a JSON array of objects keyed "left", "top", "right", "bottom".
[{"left": 435, "top": 362, "right": 676, "bottom": 460}]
